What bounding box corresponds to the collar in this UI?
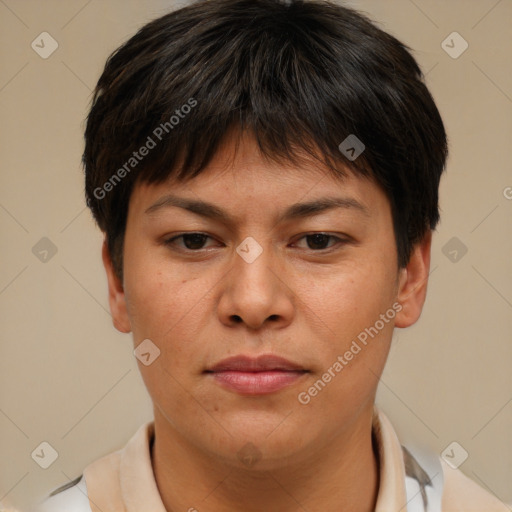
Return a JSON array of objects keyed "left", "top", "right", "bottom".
[{"left": 84, "top": 407, "right": 443, "bottom": 512}]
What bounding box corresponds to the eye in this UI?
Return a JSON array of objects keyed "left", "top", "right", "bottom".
[
  {"left": 164, "top": 232, "right": 348, "bottom": 253},
  {"left": 164, "top": 233, "right": 219, "bottom": 251},
  {"left": 294, "top": 233, "right": 345, "bottom": 250}
]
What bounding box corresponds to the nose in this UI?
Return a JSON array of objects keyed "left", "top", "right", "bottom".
[{"left": 216, "top": 243, "right": 295, "bottom": 331}]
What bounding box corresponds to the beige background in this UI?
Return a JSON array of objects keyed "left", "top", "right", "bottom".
[{"left": 0, "top": 0, "right": 511, "bottom": 510}]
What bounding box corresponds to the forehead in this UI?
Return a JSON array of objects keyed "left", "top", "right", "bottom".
[{"left": 129, "top": 131, "right": 389, "bottom": 221}]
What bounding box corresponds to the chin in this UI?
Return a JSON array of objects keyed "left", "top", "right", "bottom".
[{"left": 207, "top": 418, "right": 314, "bottom": 469}]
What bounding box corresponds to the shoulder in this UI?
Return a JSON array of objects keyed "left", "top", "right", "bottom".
[
  {"left": 440, "top": 459, "right": 510, "bottom": 512},
  {"left": 29, "top": 475, "right": 91, "bottom": 512},
  {"left": 400, "top": 445, "right": 510, "bottom": 511}
]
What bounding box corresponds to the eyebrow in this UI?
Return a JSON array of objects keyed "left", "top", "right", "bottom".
[{"left": 145, "top": 194, "right": 370, "bottom": 223}]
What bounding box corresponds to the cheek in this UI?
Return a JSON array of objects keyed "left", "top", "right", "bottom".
[
  {"left": 123, "top": 254, "right": 216, "bottom": 383},
  {"left": 301, "top": 261, "right": 397, "bottom": 400},
  {"left": 124, "top": 249, "right": 197, "bottom": 336},
  {"left": 123, "top": 265, "right": 207, "bottom": 406},
  {"left": 308, "top": 262, "right": 397, "bottom": 338}
]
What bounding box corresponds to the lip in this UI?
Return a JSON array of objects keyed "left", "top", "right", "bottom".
[
  {"left": 207, "top": 354, "right": 305, "bottom": 372},
  {"left": 205, "top": 355, "right": 308, "bottom": 395}
]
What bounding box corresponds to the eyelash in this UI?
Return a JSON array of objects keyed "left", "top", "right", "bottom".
[{"left": 163, "top": 232, "right": 349, "bottom": 253}]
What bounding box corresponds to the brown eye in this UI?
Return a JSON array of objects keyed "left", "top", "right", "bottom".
[
  {"left": 305, "top": 234, "right": 333, "bottom": 250},
  {"left": 164, "top": 233, "right": 217, "bottom": 251},
  {"left": 295, "top": 233, "right": 342, "bottom": 251},
  {"left": 181, "top": 233, "right": 209, "bottom": 250}
]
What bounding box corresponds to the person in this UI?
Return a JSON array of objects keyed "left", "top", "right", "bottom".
[{"left": 31, "top": 0, "right": 509, "bottom": 510}]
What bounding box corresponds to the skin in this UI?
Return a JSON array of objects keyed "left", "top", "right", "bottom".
[{"left": 103, "top": 131, "right": 432, "bottom": 512}]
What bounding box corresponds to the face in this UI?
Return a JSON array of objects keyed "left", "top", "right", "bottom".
[{"left": 104, "top": 132, "right": 431, "bottom": 469}]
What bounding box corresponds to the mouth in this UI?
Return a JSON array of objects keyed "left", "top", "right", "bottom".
[{"left": 204, "top": 354, "right": 308, "bottom": 395}]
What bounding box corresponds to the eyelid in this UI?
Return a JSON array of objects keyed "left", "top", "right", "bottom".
[
  {"left": 291, "top": 233, "right": 348, "bottom": 250},
  {"left": 163, "top": 232, "right": 221, "bottom": 250}
]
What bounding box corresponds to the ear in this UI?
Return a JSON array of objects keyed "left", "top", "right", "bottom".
[
  {"left": 394, "top": 230, "right": 432, "bottom": 328},
  {"left": 102, "top": 239, "right": 131, "bottom": 333}
]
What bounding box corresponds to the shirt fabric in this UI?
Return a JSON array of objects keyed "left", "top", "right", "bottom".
[{"left": 31, "top": 407, "right": 509, "bottom": 512}]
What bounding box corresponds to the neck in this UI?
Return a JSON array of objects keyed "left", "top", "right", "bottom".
[{"left": 151, "top": 407, "right": 380, "bottom": 512}]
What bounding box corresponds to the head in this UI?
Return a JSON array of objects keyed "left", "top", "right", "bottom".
[{"left": 84, "top": 0, "right": 447, "bottom": 468}]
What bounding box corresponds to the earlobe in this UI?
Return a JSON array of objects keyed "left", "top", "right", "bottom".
[
  {"left": 394, "top": 231, "right": 432, "bottom": 329},
  {"left": 102, "top": 240, "right": 132, "bottom": 333}
]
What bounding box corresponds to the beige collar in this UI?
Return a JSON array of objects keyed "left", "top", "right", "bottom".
[{"left": 84, "top": 407, "right": 408, "bottom": 511}]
